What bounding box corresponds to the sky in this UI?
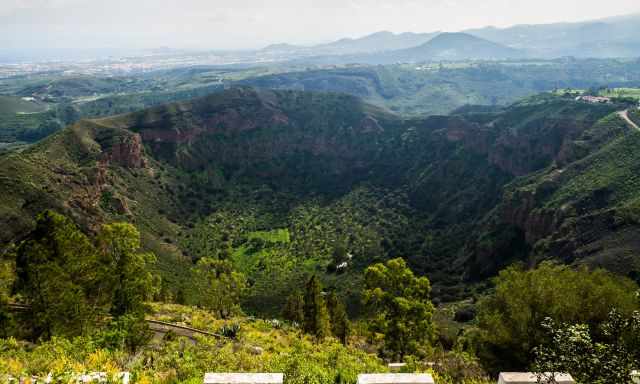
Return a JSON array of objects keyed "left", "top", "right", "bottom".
[{"left": 0, "top": 0, "right": 639, "bottom": 51}]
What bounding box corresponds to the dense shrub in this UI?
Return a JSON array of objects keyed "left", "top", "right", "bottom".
[{"left": 475, "top": 262, "right": 639, "bottom": 372}]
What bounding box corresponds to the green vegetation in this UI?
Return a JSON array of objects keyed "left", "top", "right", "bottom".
[
  {"left": 3, "top": 58, "right": 640, "bottom": 147},
  {"left": 534, "top": 309, "right": 640, "bottom": 384},
  {"left": 302, "top": 275, "right": 331, "bottom": 339},
  {"left": 242, "top": 59, "right": 640, "bottom": 116},
  {"left": 598, "top": 87, "right": 640, "bottom": 101},
  {"left": 2, "top": 86, "right": 640, "bottom": 381},
  {"left": 363, "top": 258, "right": 436, "bottom": 360},
  {"left": 282, "top": 293, "right": 305, "bottom": 325},
  {"left": 193, "top": 258, "right": 246, "bottom": 318},
  {"left": 475, "top": 263, "right": 639, "bottom": 372},
  {"left": 0, "top": 95, "right": 47, "bottom": 114},
  {"left": 629, "top": 108, "right": 640, "bottom": 126},
  {"left": 12, "top": 211, "right": 155, "bottom": 343},
  {"left": 0, "top": 303, "right": 390, "bottom": 384},
  {"left": 327, "top": 291, "right": 351, "bottom": 345},
  {"left": 0, "top": 89, "right": 632, "bottom": 308}
]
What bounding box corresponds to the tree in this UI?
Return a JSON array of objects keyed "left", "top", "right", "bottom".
[
  {"left": 476, "top": 262, "right": 639, "bottom": 372},
  {"left": 194, "top": 258, "right": 246, "bottom": 318},
  {"left": 283, "top": 292, "right": 305, "bottom": 325},
  {"left": 97, "top": 222, "right": 156, "bottom": 318},
  {"left": 534, "top": 308, "right": 640, "bottom": 384},
  {"left": 0, "top": 249, "right": 14, "bottom": 337},
  {"left": 303, "top": 275, "right": 330, "bottom": 339},
  {"left": 15, "top": 211, "right": 108, "bottom": 339},
  {"left": 327, "top": 291, "right": 350, "bottom": 345},
  {"left": 14, "top": 211, "right": 157, "bottom": 342},
  {"left": 363, "top": 257, "right": 435, "bottom": 360}
]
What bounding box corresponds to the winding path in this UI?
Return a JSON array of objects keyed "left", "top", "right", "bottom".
[
  {"left": 6, "top": 303, "right": 224, "bottom": 339},
  {"left": 618, "top": 110, "right": 640, "bottom": 132}
]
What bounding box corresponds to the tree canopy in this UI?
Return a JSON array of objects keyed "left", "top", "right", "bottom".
[
  {"left": 476, "top": 262, "right": 640, "bottom": 371},
  {"left": 194, "top": 258, "right": 246, "bottom": 318},
  {"left": 363, "top": 257, "right": 435, "bottom": 360},
  {"left": 303, "top": 275, "right": 330, "bottom": 339},
  {"left": 14, "top": 210, "right": 156, "bottom": 340}
]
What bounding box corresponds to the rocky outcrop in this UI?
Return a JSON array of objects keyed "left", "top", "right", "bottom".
[
  {"left": 499, "top": 184, "right": 566, "bottom": 244},
  {"left": 102, "top": 133, "right": 147, "bottom": 169}
]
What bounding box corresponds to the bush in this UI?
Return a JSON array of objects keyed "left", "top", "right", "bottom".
[
  {"left": 475, "top": 262, "right": 639, "bottom": 372},
  {"left": 218, "top": 323, "right": 241, "bottom": 340},
  {"left": 534, "top": 309, "right": 640, "bottom": 384},
  {"left": 95, "top": 314, "right": 152, "bottom": 351}
]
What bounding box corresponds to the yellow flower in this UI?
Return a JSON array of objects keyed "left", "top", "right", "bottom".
[{"left": 6, "top": 358, "right": 24, "bottom": 375}]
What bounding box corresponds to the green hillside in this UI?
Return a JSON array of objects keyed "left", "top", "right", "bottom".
[
  {"left": 2, "top": 59, "right": 640, "bottom": 146},
  {"left": 467, "top": 110, "right": 640, "bottom": 279},
  {"left": 2, "top": 88, "right": 640, "bottom": 382},
  {"left": 0, "top": 95, "right": 47, "bottom": 114},
  {"left": 241, "top": 59, "right": 640, "bottom": 116},
  {"left": 0, "top": 88, "right": 634, "bottom": 306}
]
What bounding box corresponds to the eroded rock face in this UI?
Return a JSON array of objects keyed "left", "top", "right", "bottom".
[
  {"left": 499, "top": 188, "right": 564, "bottom": 244},
  {"left": 104, "top": 134, "right": 147, "bottom": 169}
]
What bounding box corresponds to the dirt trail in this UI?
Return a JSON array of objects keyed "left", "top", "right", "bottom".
[
  {"left": 7, "top": 303, "right": 224, "bottom": 339},
  {"left": 618, "top": 110, "right": 640, "bottom": 132}
]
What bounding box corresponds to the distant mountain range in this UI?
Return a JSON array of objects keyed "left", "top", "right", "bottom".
[
  {"left": 260, "top": 31, "right": 439, "bottom": 57},
  {"left": 466, "top": 13, "right": 640, "bottom": 58},
  {"left": 260, "top": 13, "right": 640, "bottom": 62},
  {"left": 381, "top": 32, "right": 524, "bottom": 62}
]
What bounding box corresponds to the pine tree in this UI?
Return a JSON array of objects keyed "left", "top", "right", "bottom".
[
  {"left": 303, "top": 275, "right": 330, "bottom": 339},
  {"left": 15, "top": 210, "right": 107, "bottom": 339},
  {"left": 327, "top": 291, "right": 350, "bottom": 345},
  {"left": 97, "top": 222, "right": 156, "bottom": 318},
  {"left": 14, "top": 211, "right": 157, "bottom": 343},
  {"left": 282, "top": 292, "right": 305, "bottom": 325}
]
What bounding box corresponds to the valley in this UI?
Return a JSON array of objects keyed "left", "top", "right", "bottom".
[
  {"left": 2, "top": 6, "right": 640, "bottom": 383},
  {"left": 1, "top": 88, "right": 638, "bottom": 304},
  {"left": 2, "top": 86, "right": 639, "bottom": 383}
]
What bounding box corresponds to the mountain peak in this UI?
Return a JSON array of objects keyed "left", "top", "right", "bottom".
[{"left": 395, "top": 31, "right": 522, "bottom": 61}]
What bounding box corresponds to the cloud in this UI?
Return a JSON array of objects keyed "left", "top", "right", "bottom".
[{"left": 0, "top": 0, "right": 638, "bottom": 50}]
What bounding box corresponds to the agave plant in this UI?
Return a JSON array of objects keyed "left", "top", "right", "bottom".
[{"left": 218, "top": 323, "right": 241, "bottom": 339}]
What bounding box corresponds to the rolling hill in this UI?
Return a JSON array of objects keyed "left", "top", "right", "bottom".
[{"left": 0, "top": 95, "right": 47, "bottom": 114}]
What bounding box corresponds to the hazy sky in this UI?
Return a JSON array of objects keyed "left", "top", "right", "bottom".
[{"left": 1, "top": 0, "right": 639, "bottom": 51}]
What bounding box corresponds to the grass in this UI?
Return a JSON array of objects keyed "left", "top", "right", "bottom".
[
  {"left": 247, "top": 229, "right": 291, "bottom": 244},
  {"left": 0, "top": 302, "right": 390, "bottom": 384},
  {"left": 599, "top": 87, "right": 640, "bottom": 100},
  {"left": 0, "top": 95, "right": 47, "bottom": 114},
  {"left": 0, "top": 301, "right": 494, "bottom": 384},
  {"left": 545, "top": 114, "right": 640, "bottom": 210}
]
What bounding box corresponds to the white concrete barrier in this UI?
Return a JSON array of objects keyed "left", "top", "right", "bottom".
[
  {"left": 4, "top": 372, "right": 130, "bottom": 383},
  {"left": 77, "top": 372, "right": 130, "bottom": 383},
  {"left": 497, "top": 372, "right": 574, "bottom": 384},
  {"left": 357, "top": 373, "right": 435, "bottom": 384},
  {"left": 388, "top": 363, "right": 407, "bottom": 372},
  {"left": 204, "top": 373, "right": 284, "bottom": 384}
]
